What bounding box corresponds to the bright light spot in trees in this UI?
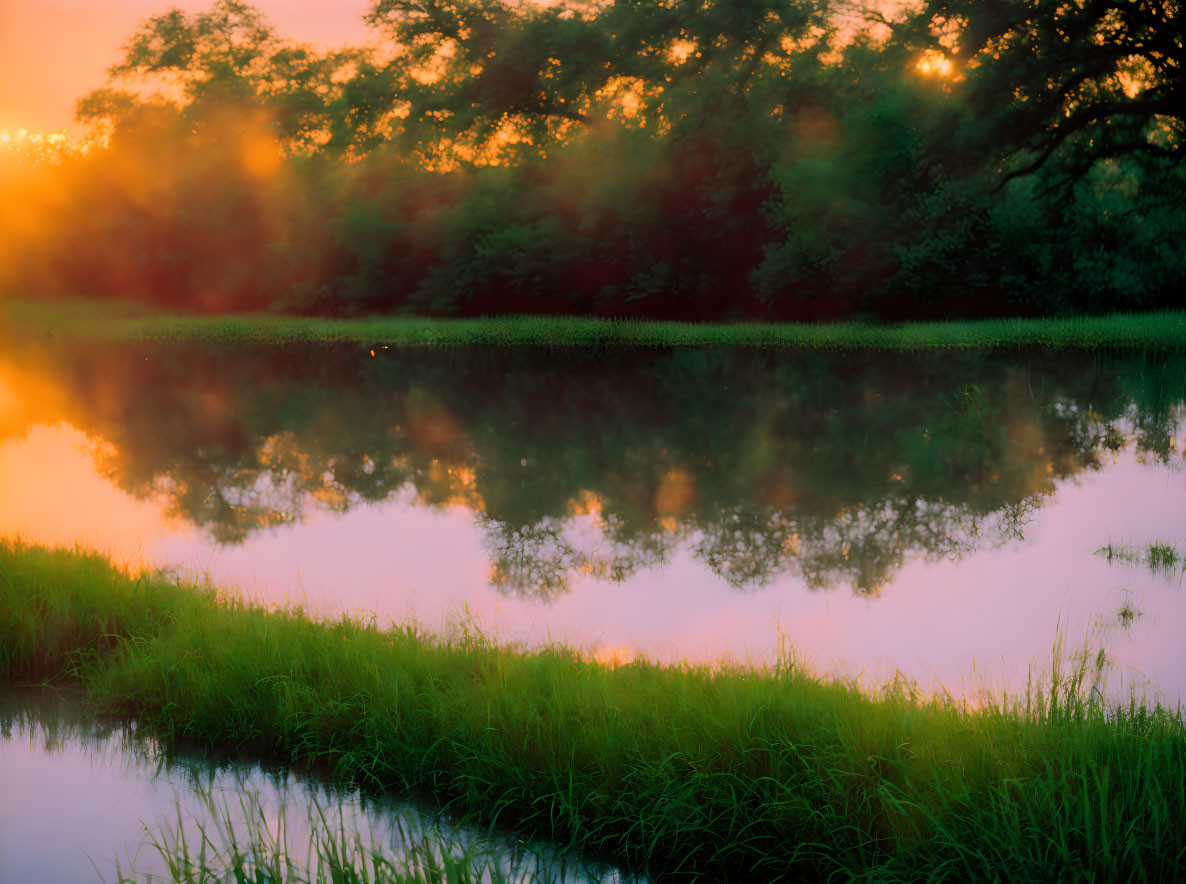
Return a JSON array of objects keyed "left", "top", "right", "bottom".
[
  {"left": 241, "top": 132, "right": 283, "bottom": 178},
  {"left": 916, "top": 50, "right": 954, "bottom": 77},
  {"left": 0, "top": 127, "right": 106, "bottom": 160},
  {"left": 668, "top": 39, "right": 697, "bottom": 64}
]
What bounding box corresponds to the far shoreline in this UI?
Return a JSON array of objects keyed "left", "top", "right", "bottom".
[{"left": 4, "top": 298, "right": 1186, "bottom": 351}]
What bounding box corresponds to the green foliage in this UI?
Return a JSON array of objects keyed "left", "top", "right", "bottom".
[
  {"left": 4, "top": 0, "right": 1184, "bottom": 319},
  {"left": 109, "top": 790, "right": 576, "bottom": 883},
  {"left": 7, "top": 299, "right": 1186, "bottom": 350},
  {"left": 1096, "top": 541, "right": 1186, "bottom": 577},
  {"left": 4, "top": 540, "right": 1186, "bottom": 881},
  {"left": 908, "top": 0, "right": 1186, "bottom": 186},
  {"left": 0, "top": 695, "right": 593, "bottom": 883}
]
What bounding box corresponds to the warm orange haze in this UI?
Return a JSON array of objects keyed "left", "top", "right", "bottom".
[
  {"left": 2, "top": 1, "right": 1186, "bottom": 880},
  {"left": 3, "top": 0, "right": 1181, "bottom": 320}
]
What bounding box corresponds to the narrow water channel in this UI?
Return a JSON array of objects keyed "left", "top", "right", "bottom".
[{"left": 0, "top": 689, "right": 638, "bottom": 882}]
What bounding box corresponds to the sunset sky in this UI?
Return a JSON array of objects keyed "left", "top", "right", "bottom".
[{"left": 0, "top": 0, "right": 373, "bottom": 133}]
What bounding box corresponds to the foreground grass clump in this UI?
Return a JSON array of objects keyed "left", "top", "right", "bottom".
[
  {"left": 2, "top": 692, "right": 582, "bottom": 884},
  {"left": 1096, "top": 540, "right": 1186, "bottom": 576},
  {"left": 111, "top": 789, "right": 569, "bottom": 884},
  {"left": 5, "top": 299, "right": 1186, "bottom": 350},
  {"left": 4, "top": 541, "right": 1186, "bottom": 881}
]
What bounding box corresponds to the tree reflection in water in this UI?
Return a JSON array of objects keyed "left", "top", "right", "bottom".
[{"left": 5, "top": 342, "right": 1183, "bottom": 598}]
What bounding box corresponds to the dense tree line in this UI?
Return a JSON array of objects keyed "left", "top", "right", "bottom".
[{"left": 4, "top": 0, "right": 1184, "bottom": 319}]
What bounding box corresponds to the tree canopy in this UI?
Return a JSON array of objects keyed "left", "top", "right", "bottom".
[
  {"left": 3, "top": 0, "right": 1182, "bottom": 319},
  {"left": 892, "top": 0, "right": 1185, "bottom": 188}
]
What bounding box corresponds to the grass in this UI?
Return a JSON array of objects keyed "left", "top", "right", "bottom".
[
  {"left": 1096, "top": 540, "right": 1185, "bottom": 576},
  {"left": 3, "top": 540, "right": 1186, "bottom": 881},
  {"left": 2, "top": 690, "right": 596, "bottom": 884},
  {"left": 4, "top": 299, "right": 1186, "bottom": 350},
  {"left": 107, "top": 787, "right": 579, "bottom": 884},
  {"left": 1116, "top": 596, "right": 1140, "bottom": 628}
]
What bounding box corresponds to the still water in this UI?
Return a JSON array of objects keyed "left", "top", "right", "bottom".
[
  {"left": 1, "top": 341, "right": 1184, "bottom": 702},
  {"left": 0, "top": 689, "right": 631, "bottom": 882}
]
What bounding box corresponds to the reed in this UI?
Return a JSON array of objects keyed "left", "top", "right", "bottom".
[
  {"left": 1095, "top": 540, "right": 1185, "bottom": 576},
  {"left": 108, "top": 788, "right": 572, "bottom": 884},
  {"left": 3, "top": 540, "right": 1185, "bottom": 881}
]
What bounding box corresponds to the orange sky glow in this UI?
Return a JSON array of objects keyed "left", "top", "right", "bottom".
[
  {"left": 0, "top": 0, "right": 373, "bottom": 133},
  {"left": 0, "top": 0, "right": 940, "bottom": 140}
]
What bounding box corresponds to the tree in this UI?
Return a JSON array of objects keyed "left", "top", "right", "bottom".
[
  {"left": 362, "top": 0, "right": 833, "bottom": 160},
  {"left": 77, "top": 0, "right": 355, "bottom": 150},
  {"left": 896, "top": 0, "right": 1185, "bottom": 188}
]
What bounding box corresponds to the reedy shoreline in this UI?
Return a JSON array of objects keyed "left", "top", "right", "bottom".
[{"left": 2, "top": 540, "right": 1185, "bottom": 881}]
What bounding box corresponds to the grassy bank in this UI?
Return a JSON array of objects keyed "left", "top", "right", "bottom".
[
  {"left": 3, "top": 541, "right": 1186, "bottom": 881},
  {"left": 4, "top": 299, "right": 1186, "bottom": 350}
]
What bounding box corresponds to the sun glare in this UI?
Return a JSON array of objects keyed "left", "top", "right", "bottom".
[
  {"left": 0, "top": 372, "right": 19, "bottom": 426},
  {"left": 0, "top": 361, "right": 68, "bottom": 440},
  {"left": 2, "top": 128, "right": 67, "bottom": 148},
  {"left": 240, "top": 132, "right": 284, "bottom": 178},
  {"left": 668, "top": 39, "right": 698, "bottom": 65},
  {"left": 0, "top": 126, "right": 105, "bottom": 163},
  {"left": 916, "top": 50, "right": 955, "bottom": 77}
]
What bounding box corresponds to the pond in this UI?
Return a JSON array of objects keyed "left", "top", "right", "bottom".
[
  {"left": 0, "top": 688, "right": 637, "bottom": 882},
  {"left": 1, "top": 341, "right": 1184, "bottom": 705}
]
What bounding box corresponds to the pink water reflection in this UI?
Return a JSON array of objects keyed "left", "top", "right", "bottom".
[
  {"left": 3, "top": 421, "right": 1185, "bottom": 704},
  {"left": 0, "top": 692, "right": 615, "bottom": 884}
]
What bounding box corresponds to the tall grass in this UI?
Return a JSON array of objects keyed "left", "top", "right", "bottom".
[
  {"left": 1096, "top": 540, "right": 1185, "bottom": 576},
  {"left": 109, "top": 787, "right": 580, "bottom": 884},
  {"left": 5, "top": 299, "right": 1186, "bottom": 350},
  {"left": 3, "top": 540, "right": 1186, "bottom": 881},
  {"left": 1, "top": 689, "right": 604, "bottom": 884}
]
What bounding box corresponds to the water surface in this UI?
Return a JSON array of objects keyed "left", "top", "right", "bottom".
[
  {"left": 0, "top": 689, "right": 633, "bottom": 882},
  {"left": 1, "top": 342, "right": 1184, "bottom": 700}
]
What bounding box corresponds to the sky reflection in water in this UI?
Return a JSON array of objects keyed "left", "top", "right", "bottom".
[
  {"left": 1, "top": 343, "right": 1184, "bottom": 702},
  {"left": 0, "top": 690, "right": 628, "bottom": 883}
]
